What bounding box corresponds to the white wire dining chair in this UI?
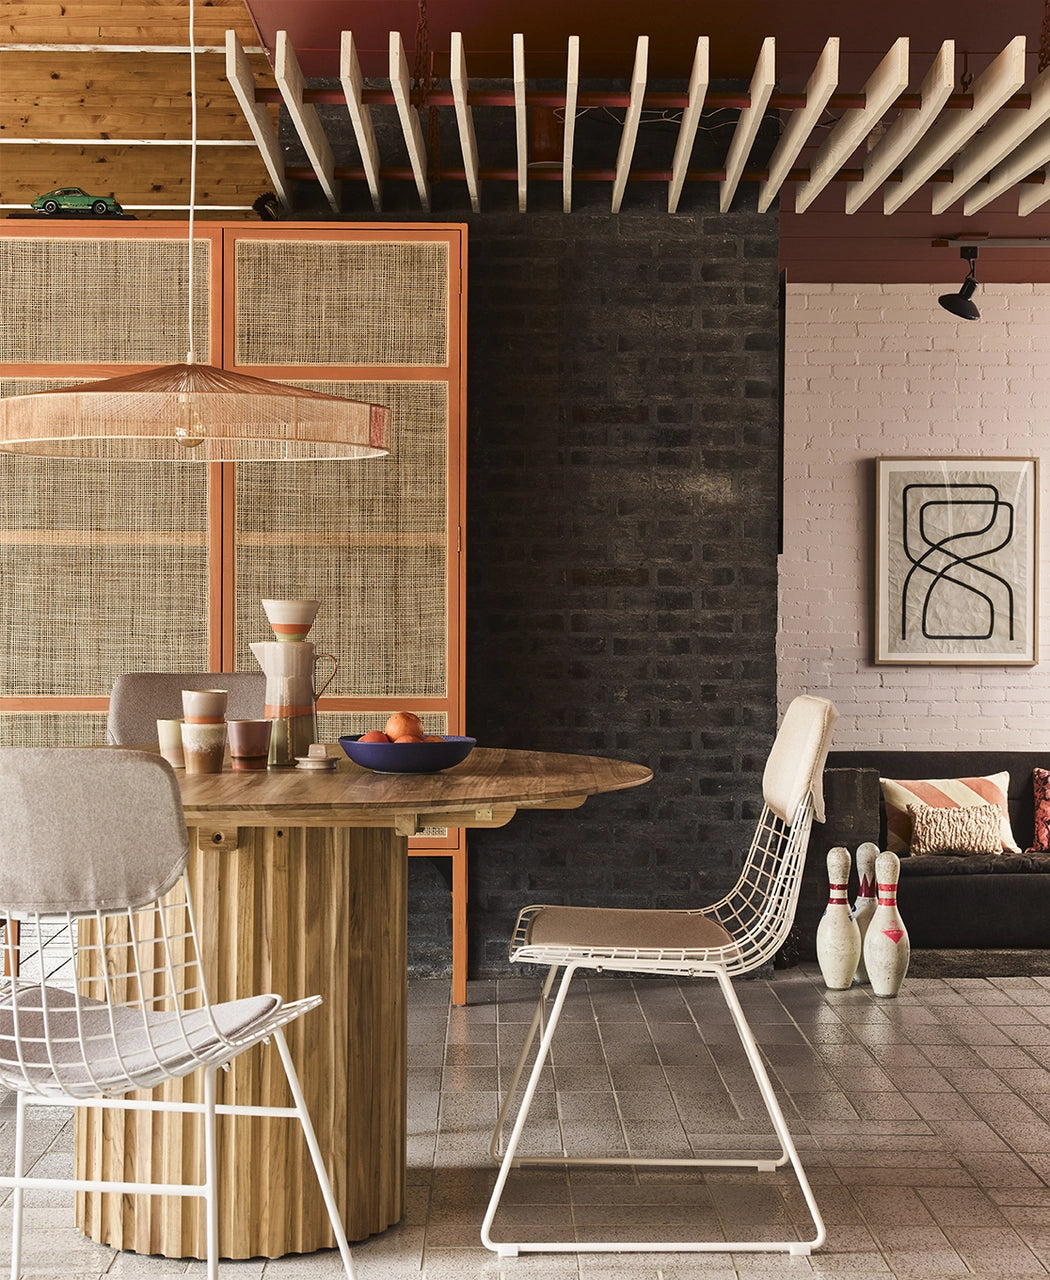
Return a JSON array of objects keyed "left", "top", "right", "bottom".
[
  {"left": 482, "top": 693, "right": 839, "bottom": 1259},
  {"left": 0, "top": 747, "right": 355, "bottom": 1280}
]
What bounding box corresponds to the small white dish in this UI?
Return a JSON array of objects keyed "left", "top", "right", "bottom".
[{"left": 295, "top": 755, "right": 338, "bottom": 770}]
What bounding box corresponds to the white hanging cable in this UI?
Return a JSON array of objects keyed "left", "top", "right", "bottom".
[{"left": 186, "top": 0, "right": 198, "bottom": 366}]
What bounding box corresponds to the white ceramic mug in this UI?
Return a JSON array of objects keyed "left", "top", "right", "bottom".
[
  {"left": 157, "top": 718, "right": 185, "bottom": 768},
  {"left": 180, "top": 721, "right": 227, "bottom": 774},
  {"left": 182, "top": 688, "right": 228, "bottom": 724}
]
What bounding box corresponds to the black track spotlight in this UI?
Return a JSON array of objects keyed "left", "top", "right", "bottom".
[{"left": 938, "top": 246, "right": 980, "bottom": 320}]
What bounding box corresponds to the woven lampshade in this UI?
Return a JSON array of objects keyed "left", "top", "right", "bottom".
[{"left": 0, "top": 361, "right": 391, "bottom": 463}]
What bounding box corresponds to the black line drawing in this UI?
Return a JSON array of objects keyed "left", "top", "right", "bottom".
[{"left": 900, "top": 482, "right": 1015, "bottom": 643}]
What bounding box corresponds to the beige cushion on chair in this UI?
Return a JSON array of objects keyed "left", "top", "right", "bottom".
[
  {"left": 524, "top": 905, "right": 734, "bottom": 952},
  {"left": 763, "top": 695, "right": 839, "bottom": 823}
]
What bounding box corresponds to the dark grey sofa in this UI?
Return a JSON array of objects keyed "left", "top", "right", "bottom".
[{"left": 795, "top": 751, "right": 1050, "bottom": 958}]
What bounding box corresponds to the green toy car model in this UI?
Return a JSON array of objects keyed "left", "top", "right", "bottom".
[{"left": 31, "top": 187, "right": 123, "bottom": 216}]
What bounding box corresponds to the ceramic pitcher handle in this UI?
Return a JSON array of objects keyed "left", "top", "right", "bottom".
[{"left": 314, "top": 653, "right": 338, "bottom": 699}]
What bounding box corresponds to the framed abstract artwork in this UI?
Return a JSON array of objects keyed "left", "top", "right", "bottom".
[{"left": 875, "top": 457, "right": 1038, "bottom": 665}]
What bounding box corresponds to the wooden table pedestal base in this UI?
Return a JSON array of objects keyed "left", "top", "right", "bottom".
[{"left": 74, "top": 822, "right": 408, "bottom": 1259}]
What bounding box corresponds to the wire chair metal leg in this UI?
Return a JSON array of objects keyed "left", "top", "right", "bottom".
[
  {"left": 482, "top": 968, "right": 827, "bottom": 1256},
  {"left": 203, "top": 1066, "right": 219, "bottom": 1280},
  {"left": 482, "top": 963, "right": 578, "bottom": 1256},
  {"left": 714, "top": 968, "right": 826, "bottom": 1254},
  {"left": 9, "top": 1091, "right": 26, "bottom": 1280},
  {"left": 273, "top": 1028, "right": 356, "bottom": 1279},
  {"left": 489, "top": 963, "right": 559, "bottom": 1162}
]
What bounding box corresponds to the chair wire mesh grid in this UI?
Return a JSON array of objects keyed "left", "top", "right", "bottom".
[
  {"left": 0, "top": 882, "right": 355, "bottom": 1280},
  {"left": 481, "top": 795, "right": 826, "bottom": 1257}
]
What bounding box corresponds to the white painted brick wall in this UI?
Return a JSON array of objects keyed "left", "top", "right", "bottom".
[{"left": 779, "top": 282, "right": 1050, "bottom": 750}]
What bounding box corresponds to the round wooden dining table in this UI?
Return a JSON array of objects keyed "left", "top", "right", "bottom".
[{"left": 73, "top": 745, "right": 652, "bottom": 1260}]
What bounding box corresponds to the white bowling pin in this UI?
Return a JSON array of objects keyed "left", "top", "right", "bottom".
[
  {"left": 863, "top": 850, "right": 910, "bottom": 998},
  {"left": 816, "top": 846, "right": 862, "bottom": 990},
  {"left": 851, "top": 842, "right": 879, "bottom": 985}
]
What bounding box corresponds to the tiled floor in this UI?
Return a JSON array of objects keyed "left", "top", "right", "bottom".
[{"left": 6, "top": 964, "right": 1050, "bottom": 1278}]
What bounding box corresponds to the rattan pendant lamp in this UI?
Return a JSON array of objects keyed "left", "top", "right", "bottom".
[{"left": 0, "top": 2, "right": 391, "bottom": 464}]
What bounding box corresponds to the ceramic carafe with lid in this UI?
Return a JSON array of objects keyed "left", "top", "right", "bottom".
[{"left": 249, "top": 640, "right": 338, "bottom": 766}]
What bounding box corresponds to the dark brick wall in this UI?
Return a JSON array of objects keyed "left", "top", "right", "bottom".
[{"left": 405, "top": 191, "right": 783, "bottom": 976}]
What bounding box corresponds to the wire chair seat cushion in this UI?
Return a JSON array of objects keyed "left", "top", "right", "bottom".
[
  {"left": 0, "top": 983, "right": 316, "bottom": 1097},
  {"left": 512, "top": 903, "right": 740, "bottom": 970}
]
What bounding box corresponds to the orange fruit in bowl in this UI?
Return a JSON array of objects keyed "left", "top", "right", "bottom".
[
  {"left": 384, "top": 711, "right": 424, "bottom": 741},
  {"left": 359, "top": 729, "right": 390, "bottom": 743},
  {"left": 423, "top": 735, "right": 444, "bottom": 742}
]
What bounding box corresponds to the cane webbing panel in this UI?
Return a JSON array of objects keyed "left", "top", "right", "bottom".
[
  {"left": 233, "top": 239, "right": 449, "bottom": 368},
  {"left": 0, "top": 714, "right": 107, "bottom": 747},
  {"left": 0, "top": 456, "right": 209, "bottom": 697},
  {"left": 235, "top": 382, "right": 449, "bottom": 700},
  {"left": 0, "top": 237, "right": 211, "bottom": 366}
]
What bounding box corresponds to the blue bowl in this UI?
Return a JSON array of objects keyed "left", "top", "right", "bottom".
[{"left": 338, "top": 734, "right": 476, "bottom": 774}]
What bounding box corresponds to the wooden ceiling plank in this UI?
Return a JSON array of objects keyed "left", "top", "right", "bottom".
[
  {"left": 885, "top": 35, "right": 1026, "bottom": 215},
  {"left": 668, "top": 37, "right": 709, "bottom": 214},
  {"left": 513, "top": 33, "right": 528, "bottom": 213},
  {"left": 934, "top": 59, "right": 1050, "bottom": 215},
  {"left": 611, "top": 36, "right": 649, "bottom": 213},
  {"left": 720, "top": 36, "right": 775, "bottom": 213},
  {"left": 450, "top": 31, "right": 481, "bottom": 213},
  {"left": 965, "top": 120, "right": 1050, "bottom": 215},
  {"left": 339, "top": 30, "right": 382, "bottom": 212},
  {"left": 845, "top": 41, "right": 953, "bottom": 215},
  {"left": 388, "top": 30, "right": 432, "bottom": 212},
  {"left": 563, "top": 35, "right": 580, "bottom": 214},
  {"left": 758, "top": 37, "right": 837, "bottom": 214},
  {"left": 224, "top": 29, "right": 290, "bottom": 209},
  {"left": 275, "top": 29, "right": 338, "bottom": 210},
  {"left": 795, "top": 37, "right": 909, "bottom": 214}
]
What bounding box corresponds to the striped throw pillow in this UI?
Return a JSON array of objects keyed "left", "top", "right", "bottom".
[{"left": 879, "top": 772, "right": 1019, "bottom": 856}]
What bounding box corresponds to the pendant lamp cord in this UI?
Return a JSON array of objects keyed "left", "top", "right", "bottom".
[{"left": 186, "top": 0, "right": 198, "bottom": 366}]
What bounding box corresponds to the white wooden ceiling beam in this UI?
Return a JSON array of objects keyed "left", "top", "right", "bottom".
[
  {"left": 274, "top": 30, "right": 338, "bottom": 210},
  {"left": 965, "top": 120, "right": 1050, "bottom": 215},
  {"left": 668, "top": 37, "right": 709, "bottom": 213},
  {"left": 1019, "top": 169, "right": 1050, "bottom": 215},
  {"left": 224, "top": 30, "right": 291, "bottom": 209},
  {"left": 795, "top": 37, "right": 909, "bottom": 213},
  {"left": 934, "top": 58, "right": 1050, "bottom": 214},
  {"left": 720, "top": 37, "right": 775, "bottom": 212},
  {"left": 339, "top": 31, "right": 382, "bottom": 212},
  {"left": 845, "top": 41, "right": 953, "bottom": 214},
  {"left": 450, "top": 31, "right": 481, "bottom": 212},
  {"left": 563, "top": 36, "right": 580, "bottom": 213},
  {"left": 885, "top": 35, "right": 1026, "bottom": 214},
  {"left": 611, "top": 36, "right": 649, "bottom": 213},
  {"left": 513, "top": 33, "right": 528, "bottom": 212},
  {"left": 389, "top": 30, "right": 432, "bottom": 212},
  {"left": 758, "top": 37, "right": 837, "bottom": 214}
]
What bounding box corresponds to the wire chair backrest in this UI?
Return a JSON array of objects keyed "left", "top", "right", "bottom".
[
  {"left": 705, "top": 696, "right": 838, "bottom": 976},
  {"left": 107, "top": 671, "right": 266, "bottom": 745},
  {"left": 0, "top": 748, "right": 244, "bottom": 1099}
]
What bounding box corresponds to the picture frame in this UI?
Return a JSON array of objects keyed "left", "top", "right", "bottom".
[{"left": 875, "top": 457, "right": 1039, "bottom": 666}]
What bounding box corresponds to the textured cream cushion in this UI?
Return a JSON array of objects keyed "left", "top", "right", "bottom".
[
  {"left": 524, "top": 906, "right": 734, "bottom": 952},
  {"left": 907, "top": 801, "right": 1003, "bottom": 857},
  {"left": 879, "top": 772, "right": 1020, "bottom": 856}
]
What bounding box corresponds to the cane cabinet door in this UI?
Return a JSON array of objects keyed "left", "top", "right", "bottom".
[{"left": 0, "top": 220, "right": 466, "bottom": 835}]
